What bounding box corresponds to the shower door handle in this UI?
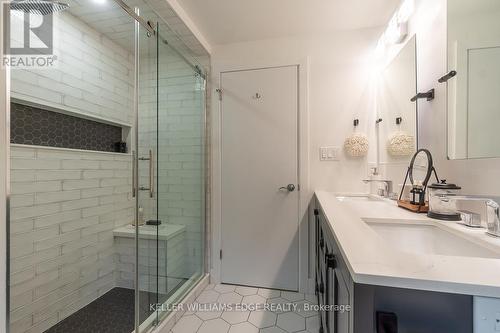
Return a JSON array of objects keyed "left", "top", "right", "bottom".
[
  {"left": 137, "top": 150, "right": 154, "bottom": 198},
  {"left": 149, "top": 149, "right": 154, "bottom": 198},
  {"left": 132, "top": 150, "right": 136, "bottom": 198}
]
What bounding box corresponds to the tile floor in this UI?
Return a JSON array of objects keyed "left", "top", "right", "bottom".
[
  {"left": 45, "top": 288, "right": 163, "bottom": 333},
  {"left": 170, "top": 284, "right": 320, "bottom": 333}
]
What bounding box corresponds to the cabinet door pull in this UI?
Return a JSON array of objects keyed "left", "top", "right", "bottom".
[{"left": 326, "top": 253, "right": 337, "bottom": 269}]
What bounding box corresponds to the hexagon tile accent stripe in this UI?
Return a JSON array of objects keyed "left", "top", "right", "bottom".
[
  {"left": 11, "top": 102, "right": 123, "bottom": 153},
  {"left": 171, "top": 284, "right": 320, "bottom": 333}
]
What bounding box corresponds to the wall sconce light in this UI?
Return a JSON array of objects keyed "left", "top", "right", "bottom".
[
  {"left": 375, "top": 0, "right": 414, "bottom": 56},
  {"left": 385, "top": 18, "right": 408, "bottom": 44}
]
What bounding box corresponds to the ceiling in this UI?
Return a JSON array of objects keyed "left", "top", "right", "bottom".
[
  {"left": 175, "top": 0, "right": 400, "bottom": 45},
  {"left": 64, "top": 0, "right": 209, "bottom": 67}
]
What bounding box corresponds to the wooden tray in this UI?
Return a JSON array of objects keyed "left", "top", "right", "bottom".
[{"left": 397, "top": 199, "right": 429, "bottom": 213}]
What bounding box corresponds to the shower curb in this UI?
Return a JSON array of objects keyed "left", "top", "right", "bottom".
[{"left": 149, "top": 274, "right": 210, "bottom": 333}]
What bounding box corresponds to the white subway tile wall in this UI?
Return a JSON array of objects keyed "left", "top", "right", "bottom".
[
  {"left": 10, "top": 13, "right": 134, "bottom": 125},
  {"left": 7, "top": 5, "right": 209, "bottom": 333},
  {"left": 10, "top": 146, "right": 134, "bottom": 333},
  {"left": 138, "top": 47, "right": 205, "bottom": 280},
  {"left": 114, "top": 233, "right": 188, "bottom": 293}
]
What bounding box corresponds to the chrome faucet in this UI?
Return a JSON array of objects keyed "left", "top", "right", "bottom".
[
  {"left": 440, "top": 196, "right": 500, "bottom": 237},
  {"left": 362, "top": 179, "right": 394, "bottom": 198}
]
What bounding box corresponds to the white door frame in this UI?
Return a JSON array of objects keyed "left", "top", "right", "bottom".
[{"left": 210, "top": 57, "right": 311, "bottom": 293}]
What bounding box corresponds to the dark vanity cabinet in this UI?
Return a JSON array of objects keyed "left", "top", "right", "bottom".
[
  {"left": 314, "top": 208, "right": 352, "bottom": 333},
  {"left": 313, "top": 200, "right": 474, "bottom": 333}
]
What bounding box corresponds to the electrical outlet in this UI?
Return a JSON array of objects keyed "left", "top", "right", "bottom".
[{"left": 320, "top": 146, "right": 340, "bottom": 161}]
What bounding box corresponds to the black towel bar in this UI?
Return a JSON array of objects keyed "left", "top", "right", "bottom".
[
  {"left": 438, "top": 70, "right": 457, "bottom": 83},
  {"left": 410, "top": 89, "right": 435, "bottom": 102}
]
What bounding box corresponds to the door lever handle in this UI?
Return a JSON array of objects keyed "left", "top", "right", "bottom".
[{"left": 279, "top": 184, "right": 296, "bottom": 192}]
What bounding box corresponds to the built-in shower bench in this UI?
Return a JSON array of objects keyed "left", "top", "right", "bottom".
[{"left": 113, "top": 224, "right": 188, "bottom": 295}]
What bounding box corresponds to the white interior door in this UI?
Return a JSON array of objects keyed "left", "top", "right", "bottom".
[{"left": 220, "top": 66, "right": 299, "bottom": 291}]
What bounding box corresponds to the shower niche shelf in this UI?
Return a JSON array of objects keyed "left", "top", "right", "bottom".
[{"left": 10, "top": 100, "right": 130, "bottom": 153}]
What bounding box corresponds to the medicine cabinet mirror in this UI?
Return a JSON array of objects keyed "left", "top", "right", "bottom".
[{"left": 447, "top": 0, "right": 500, "bottom": 159}]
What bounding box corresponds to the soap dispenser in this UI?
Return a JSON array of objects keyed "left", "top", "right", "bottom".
[{"left": 137, "top": 206, "right": 145, "bottom": 226}]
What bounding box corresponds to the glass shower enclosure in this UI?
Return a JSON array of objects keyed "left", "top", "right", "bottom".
[
  {"left": 6, "top": 0, "right": 206, "bottom": 331},
  {"left": 133, "top": 10, "right": 206, "bottom": 331}
]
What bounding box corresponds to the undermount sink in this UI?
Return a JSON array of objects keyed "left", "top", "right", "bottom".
[
  {"left": 336, "top": 195, "right": 382, "bottom": 202},
  {"left": 366, "top": 222, "right": 499, "bottom": 259}
]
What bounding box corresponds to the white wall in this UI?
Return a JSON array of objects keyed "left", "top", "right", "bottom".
[
  {"left": 210, "top": 28, "right": 383, "bottom": 291},
  {"left": 212, "top": 29, "right": 382, "bottom": 197},
  {"left": 381, "top": 0, "right": 500, "bottom": 196}
]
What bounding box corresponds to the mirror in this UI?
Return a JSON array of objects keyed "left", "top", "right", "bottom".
[
  {"left": 447, "top": 0, "right": 500, "bottom": 159},
  {"left": 398, "top": 149, "right": 439, "bottom": 212},
  {"left": 377, "top": 35, "right": 417, "bottom": 163},
  {"left": 409, "top": 149, "right": 433, "bottom": 187}
]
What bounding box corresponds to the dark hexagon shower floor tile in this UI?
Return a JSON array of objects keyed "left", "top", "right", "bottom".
[{"left": 44, "top": 288, "right": 167, "bottom": 333}]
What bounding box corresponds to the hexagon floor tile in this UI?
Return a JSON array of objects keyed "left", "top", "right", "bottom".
[
  {"left": 261, "top": 327, "right": 287, "bottom": 333},
  {"left": 218, "top": 292, "right": 243, "bottom": 305},
  {"left": 235, "top": 286, "right": 258, "bottom": 296},
  {"left": 196, "top": 290, "right": 220, "bottom": 304},
  {"left": 197, "top": 318, "right": 230, "bottom": 333},
  {"left": 257, "top": 288, "right": 281, "bottom": 299},
  {"left": 228, "top": 322, "right": 259, "bottom": 333},
  {"left": 281, "top": 291, "right": 305, "bottom": 302},
  {"left": 196, "top": 309, "right": 223, "bottom": 321},
  {"left": 294, "top": 300, "right": 319, "bottom": 318},
  {"left": 215, "top": 284, "right": 237, "bottom": 293},
  {"left": 306, "top": 315, "right": 321, "bottom": 332},
  {"left": 277, "top": 312, "right": 306, "bottom": 332},
  {"left": 45, "top": 288, "right": 165, "bottom": 333},
  {"left": 170, "top": 284, "right": 318, "bottom": 333},
  {"left": 172, "top": 315, "right": 203, "bottom": 333},
  {"left": 221, "top": 310, "right": 250, "bottom": 324},
  {"left": 241, "top": 294, "right": 266, "bottom": 306},
  {"left": 248, "top": 310, "right": 277, "bottom": 328},
  {"left": 266, "top": 297, "right": 292, "bottom": 313}
]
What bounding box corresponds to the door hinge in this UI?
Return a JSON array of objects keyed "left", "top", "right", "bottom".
[
  {"left": 216, "top": 88, "right": 223, "bottom": 101},
  {"left": 219, "top": 249, "right": 222, "bottom": 260}
]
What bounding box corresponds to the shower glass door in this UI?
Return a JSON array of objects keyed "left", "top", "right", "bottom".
[
  {"left": 156, "top": 24, "right": 206, "bottom": 321},
  {"left": 135, "top": 9, "right": 206, "bottom": 332},
  {"left": 136, "top": 15, "right": 160, "bottom": 332}
]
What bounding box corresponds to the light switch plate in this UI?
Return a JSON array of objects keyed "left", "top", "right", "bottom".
[{"left": 320, "top": 146, "right": 340, "bottom": 161}]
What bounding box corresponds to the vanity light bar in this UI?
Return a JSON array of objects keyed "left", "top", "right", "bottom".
[{"left": 375, "top": 0, "right": 415, "bottom": 56}]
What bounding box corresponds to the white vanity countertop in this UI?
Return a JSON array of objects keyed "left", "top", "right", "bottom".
[
  {"left": 316, "top": 190, "right": 500, "bottom": 298},
  {"left": 113, "top": 223, "right": 185, "bottom": 241}
]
